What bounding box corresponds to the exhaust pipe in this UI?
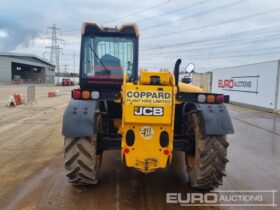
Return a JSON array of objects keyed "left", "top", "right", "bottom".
[{"left": 174, "top": 59, "right": 182, "bottom": 86}]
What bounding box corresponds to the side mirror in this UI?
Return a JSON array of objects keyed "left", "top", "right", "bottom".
[{"left": 185, "top": 63, "right": 195, "bottom": 73}]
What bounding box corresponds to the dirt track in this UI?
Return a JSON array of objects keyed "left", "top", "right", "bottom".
[{"left": 0, "top": 84, "right": 279, "bottom": 210}]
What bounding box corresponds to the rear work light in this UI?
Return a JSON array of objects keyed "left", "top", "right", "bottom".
[
  {"left": 72, "top": 90, "right": 81, "bottom": 99},
  {"left": 197, "top": 94, "right": 207, "bottom": 103},
  {"left": 82, "top": 91, "right": 91, "bottom": 99},
  {"left": 216, "top": 94, "right": 224, "bottom": 103},
  {"left": 91, "top": 91, "right": 100, "bottom": 99},
  {"left": 207, "top": 95, "right": 215, "bottom": 103}
]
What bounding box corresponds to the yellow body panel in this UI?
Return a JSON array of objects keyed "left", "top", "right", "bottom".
[
  {"left": 121, "top": 72, "right": 175, "bottom": 173},
  {"left": 120, "top": 71, "right": 203, "bottom": 173},
  {"left": 122, "top": 124, "right": 173, "bottom": 172},
  {"left": 178, "top": 82, "right": 204, "bottom": 93}
]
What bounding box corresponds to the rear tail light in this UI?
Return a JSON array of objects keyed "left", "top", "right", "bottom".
[
  {"left": 82, "top": 91, "right": 91, "bottom": 99},
  {"left": 216, "top": 95, "right": 224, "bottom": 103},
  {"left": 72, "top": 90, "right": 100, "bottom": 100},
  {"left": 72, "top": 90, "right": 81, "bottom": 99},
  {"left": 196, "top": 94, "right": 225, "bottom": 104},
  {"left": 163, "top": 149, "right": 170, "bottom": 155},
  {"left": 207, "top": 95, "right": 215, "bottom": 103},
  {"left": 197, "top": 94, "right": 206, "bottom": 103},
  {"left": 124, "top": 148, "right": 130, "bottom": 154}
]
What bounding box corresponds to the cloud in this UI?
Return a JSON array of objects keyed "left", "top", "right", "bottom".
[
  {"left": 0, "top": 5, "right": 45, "bottom": 51},
  {"left": 0, "top": 29, "right": 8, "bottom": 38},
  {"left": 1, "top": 0, "right": 280, "bottom": 71}
]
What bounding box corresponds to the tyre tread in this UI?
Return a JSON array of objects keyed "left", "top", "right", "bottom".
[
  {"left": 64, "top": 137, "right": 98, "bottom": 185},
  {"left": 187, "top": 114, "right": 229, "bottom": 190}
]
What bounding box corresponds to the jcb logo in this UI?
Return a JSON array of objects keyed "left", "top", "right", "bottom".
[{"left": 134, "top": 107, "right": 164, "bottom": 116}]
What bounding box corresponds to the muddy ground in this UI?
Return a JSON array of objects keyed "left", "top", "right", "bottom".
[{"left": 0, "top": 84, "right": 279, "bottom": 210}]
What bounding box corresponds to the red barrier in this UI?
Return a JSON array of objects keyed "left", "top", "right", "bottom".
[
  {"left": 8, "top": 94, "right": 24, "bottom": 107},
  {"left": 48, "top": 91, "right": 57, "bottom": 97},
  {"left": 13, "top": 94, "right": 23, "bottom": 105}
]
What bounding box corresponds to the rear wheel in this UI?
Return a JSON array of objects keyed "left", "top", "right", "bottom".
[
  {"left": 185, "top": 113, "right": 229, "bottom": 189},
  {"left": 64, "top": 136, "right": 101, "bottom": 185}
]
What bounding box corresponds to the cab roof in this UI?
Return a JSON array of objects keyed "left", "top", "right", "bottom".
[{"left": 82, "top": 22, "right": 139, "bottom": 37}]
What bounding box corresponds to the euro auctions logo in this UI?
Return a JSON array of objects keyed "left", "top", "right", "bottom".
[
  {"left": 218, "top": 79, "right": 252, "bottom": 89},
  {"left": 166, "top": 192, "right": 219, "bottom": 205},
  {"left": 218, "top": 79, "right": 235, "bottom": 88},
  {"left": 217, "top": 75, "right": 259, "bottom": 93},
  {"left": 166, "top": 190, "right": 278, "bottom": 207}
]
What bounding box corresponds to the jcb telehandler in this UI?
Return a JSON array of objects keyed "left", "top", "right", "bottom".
[{"left": 62, "top": 23, "right": 234, "bottom": 189}]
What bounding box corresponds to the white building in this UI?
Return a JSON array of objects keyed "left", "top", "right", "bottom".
[
  {"left": 0, "top": 52, "right": 55, "bottom": 84},
  {"left": 212, "top": 60, "right": 280, "bottom": 113}
]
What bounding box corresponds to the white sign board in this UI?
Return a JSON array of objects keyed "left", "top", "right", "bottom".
[
  {"left": 217, "top": 75, "right": 259, "bottom": 93},
  {"left": 212, "top": 61, "right": 279, "bottom": 110}
]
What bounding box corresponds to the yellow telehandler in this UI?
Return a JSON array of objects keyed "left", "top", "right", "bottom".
[{"left": 62, "top": 23, "right": 234, "bottom": 189}]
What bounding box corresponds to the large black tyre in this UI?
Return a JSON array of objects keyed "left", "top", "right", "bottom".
[
  {"left": 64, "top": 136, "right": 101, "bottom": 185},
  {"left": 186, "top": 113, "right": 229, "bottom": 190}
]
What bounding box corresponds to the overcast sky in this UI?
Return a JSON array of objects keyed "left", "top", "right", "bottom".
[{"left": 1, "top": 0, "right": 280, "bottom": 72}]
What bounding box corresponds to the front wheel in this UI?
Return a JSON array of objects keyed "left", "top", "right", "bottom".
[
  {"left": 185, "top": 113, "right": 229, "bottom": 189},
  {"left": 64, "top": 136, "right": 101, "bottom": 185}
]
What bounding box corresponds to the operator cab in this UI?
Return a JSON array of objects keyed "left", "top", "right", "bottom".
[{"left": 80, "top": 23, "right": 139, "bottom": 91}]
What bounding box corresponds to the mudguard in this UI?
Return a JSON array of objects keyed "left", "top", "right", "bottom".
[
  {"left": 62, "top": 99, "right": 97, "bottom": 137},
  {"left": 192, "top": 103, "right": 234, "bottom": 135}
]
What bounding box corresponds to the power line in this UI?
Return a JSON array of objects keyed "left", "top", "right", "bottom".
[
  {"left": 63, "top": 0, "right": 174, "bottom": 33},
  {"left": 179, "top": 51, "right": 280, "bottom": 61},
  {"left": 139, "top": 52, "right": 280, "bottom": 71},
  {"left": 140, "top": 36, "right": 280, "bottom": 63},
  {"left": 102, "top": 0, "right": 173, "bottom": 24},
  {"left": 140, "top": 44, "right": 280, "bottom": 64},
  {"left": 141, "top": 0, "right": 249, "bottom": 31},
  {"left": 142, "top": 45, "right": 280, "bottom": 60},
  {"left": 140, "top": 53, "right": 280, "bottom": 65},
  {"left": 140, "top": 26, "right": 280, "bottom": 52},
  {"left": 141, "top": 8, "right": 280, "bottom": 40},
  {"left": 139, "top": 31, "right": 280, "bottom": 61},
  {"left": 61, "top": 24, "right": 280, "bottom": 56},
  {"left": 60, "top": 18, "right": 280, "bottom": 62},
  {"left": 142, "top": 28, "right": 254, "bottom": 50},
  {"left": 136, "top": 0, "right": 214, "bottom": 23}
]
